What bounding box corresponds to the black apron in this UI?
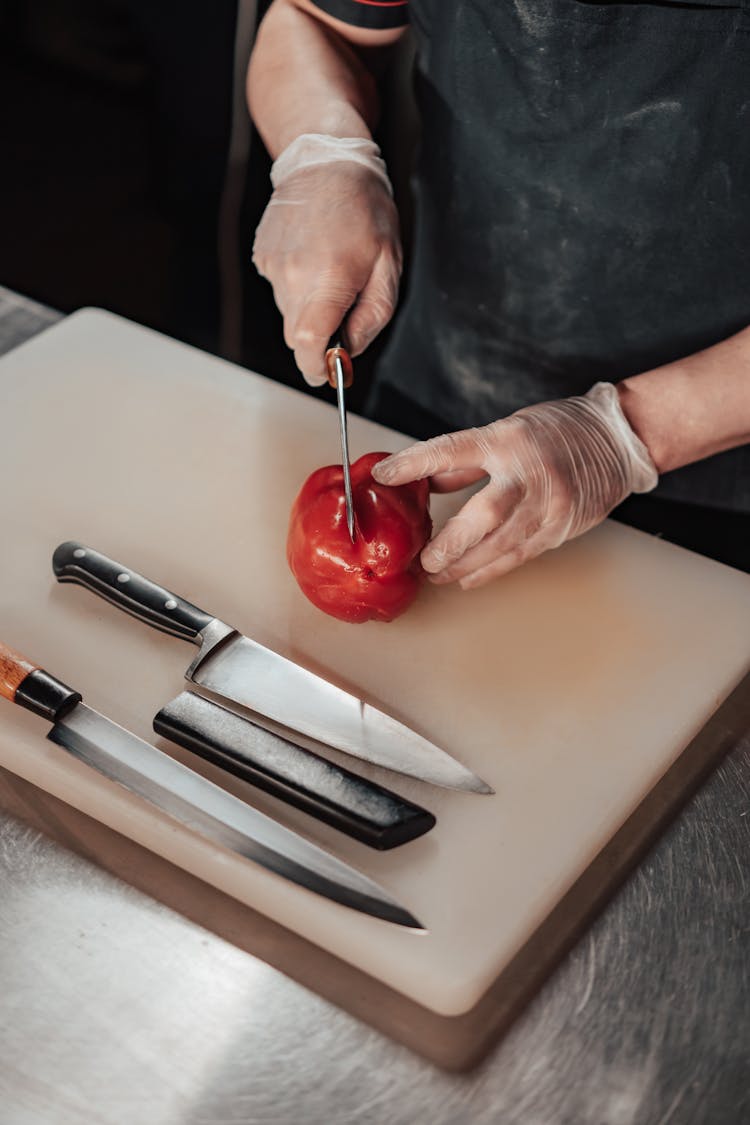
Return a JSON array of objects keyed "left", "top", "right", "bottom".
[{"left": 370, "top": 0, "right": 750, "bottom": 512}]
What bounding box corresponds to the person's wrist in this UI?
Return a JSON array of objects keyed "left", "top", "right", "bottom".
[
  {"left": 615, "top": 373, "right": 681, "bottom": 475},
  {"left": 616, "top": 327, "right": 750, "bottom": 473},
  {"left": 270, "top": 133, "right": 393, "bottom": 195}
]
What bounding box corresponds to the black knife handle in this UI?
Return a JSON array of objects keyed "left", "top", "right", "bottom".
[
  {"left": 53, "top": 542, "right": 213, "bottom": 642},
  {"left": 154, "top": 692, "right": 436, "bottom": 851}
]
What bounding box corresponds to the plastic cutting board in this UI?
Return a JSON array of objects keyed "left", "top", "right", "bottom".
[{"left": 1, "top": 309, "right": 749, "bottom": 1016}]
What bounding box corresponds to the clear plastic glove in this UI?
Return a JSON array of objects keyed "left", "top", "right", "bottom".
[
  {"left": 252, "top": 136, "right": 402, "bottom": 385},
  {"left": 372, "top": 383, "right": 658, "bottom": 588}
]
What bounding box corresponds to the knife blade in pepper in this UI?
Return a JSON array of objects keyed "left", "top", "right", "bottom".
[
  {"left": 325, "top": 337, "right": 355, "bottom": 542},
  {"left": 0, "top": 640, "right": 423, "bottom": 928},
  {"left": 52, "top": 542, "right": 493, "bottom": 794}
]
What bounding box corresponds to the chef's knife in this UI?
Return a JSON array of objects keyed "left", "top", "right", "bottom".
[
  {"left": 0, "top": 640, "right": 423, "bottom": 928},
  {"left": 53, "top": 542, "right": 493, "bottom": 794},
  {"left": 154, "top": 691, "right": 436, "bottom": 850}
]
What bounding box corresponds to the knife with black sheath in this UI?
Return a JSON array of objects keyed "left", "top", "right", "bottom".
[
  {"left": 154, "top": 691, "right": 436, "bottom": 850},
  {"left": 53, "top": 542, "right": 492, "bottom": 794},
  {"left": 0, "top": 640, "right": 422, "bottom": 928}
]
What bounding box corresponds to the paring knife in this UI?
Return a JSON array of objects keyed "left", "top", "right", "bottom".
[
  {"left": 325, "top": 336, "right": 356, "bottom": 543},
  {"left": 53, "top": 542, "right": 492, "bottom": 794},
  {"left": 0, "top": 640, "right": 422, "bottom": 928},
  {"left": 155, "top": 691, "right": 436, "bottom": 850}
]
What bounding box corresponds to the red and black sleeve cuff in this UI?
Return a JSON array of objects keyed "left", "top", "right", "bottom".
[{"left": 310, "top": 0, "right": 409, "bottom": 30}]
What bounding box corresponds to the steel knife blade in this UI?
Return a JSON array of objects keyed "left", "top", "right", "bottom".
[
  {"left": 52, "top": 542, "right": 493, "bottom": 794},
  {"left": 325, "top": 338, "right": 356, "bottom": 543},
  {"left": 0, "top": 640, "right": 422, "bottom": 928}
]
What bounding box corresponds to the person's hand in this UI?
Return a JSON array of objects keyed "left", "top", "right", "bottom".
[
  {"left": 252, "top": 161, "right": 401, "bottom": 385},
  {"left": 372, "top": 383, "right": 658, "bottom": 588}
]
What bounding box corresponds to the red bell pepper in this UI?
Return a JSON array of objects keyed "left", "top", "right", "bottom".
[{"left": 287, "top": 452, "right": 432, "bottom": 623}]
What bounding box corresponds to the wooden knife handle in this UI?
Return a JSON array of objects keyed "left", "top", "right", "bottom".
[
  {"left": 52, "top": 541, "right": 214, "bottom": 643},
  {"left": 0, "top": 642, "right": 38, "bottom": 702},
  {"left": 325, "top": 345, "right": 353, "bottom": 389},
  {"left": 0, "top": 641, "right": 82, "bottom": 721}
]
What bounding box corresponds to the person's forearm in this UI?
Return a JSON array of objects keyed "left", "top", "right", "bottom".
[
  {"left": 617, "top": 325, "right": 750, "bottom": 474},
  {"left": 247, "top": 0, "right": 387, "bottom": 157}
]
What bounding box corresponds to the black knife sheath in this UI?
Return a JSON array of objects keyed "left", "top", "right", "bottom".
[{"left": 154, "top": 692, "right": 435, "bottom": 850}]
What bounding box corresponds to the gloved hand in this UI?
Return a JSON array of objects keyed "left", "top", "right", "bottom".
[
  {"left": 252, "top": 134, "right": 402, "bottom": 385},
  {"left": 372, "top": 383, "right": 659, "bottom": 588}
]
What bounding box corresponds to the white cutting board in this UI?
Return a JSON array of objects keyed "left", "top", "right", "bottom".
[{"left": 1, "top": 309, "right": 749, "bottom": 1017}]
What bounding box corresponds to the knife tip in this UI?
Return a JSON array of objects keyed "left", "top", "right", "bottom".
[
  {"left": 450, "top": 772, "right": 494, "bottom": 796},
  {"left": 396, "top": 909, "right": 428, "bottom": 932},
  {"left": 364, "top": 895, "right": 427, "bottom": 931}
]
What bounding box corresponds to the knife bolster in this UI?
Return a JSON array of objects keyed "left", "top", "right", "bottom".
[{"left": 15, "top": 670, "right": 83, "bottom": 722}]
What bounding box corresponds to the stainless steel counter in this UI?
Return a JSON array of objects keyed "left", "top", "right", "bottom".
[{"left": 1, "top": 289, "right": 748, "bottom": 1124}]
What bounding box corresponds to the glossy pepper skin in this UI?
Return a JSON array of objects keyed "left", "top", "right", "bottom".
[{"left": 287, "top": 452, "right": 432, "bottom": 624}]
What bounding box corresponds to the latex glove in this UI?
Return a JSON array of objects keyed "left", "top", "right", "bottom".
[
  {"left": 252, "top": 134, "right": 402, "bottom": 385},
  {"left": 372, "top": 383, "right": 658, "bottom": 588}
]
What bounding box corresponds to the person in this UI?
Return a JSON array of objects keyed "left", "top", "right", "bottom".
[{"left": 247, "top": 0, "right": 750, "bottom": 584}]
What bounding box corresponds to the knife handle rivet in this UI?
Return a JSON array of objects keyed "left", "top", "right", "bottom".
[
  {"left": 116, "top": 573, "right": 130, "bottom": 585},
  {"left": 73, "top": 549, "right": 87, "bottom": 559},
  {"left": 164, "top": 599, "right": 177, "bottom": 610}
]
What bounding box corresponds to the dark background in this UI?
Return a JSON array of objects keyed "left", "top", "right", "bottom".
[{"left": 1, "top": 0, "right": 235, "bottom": 352}]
